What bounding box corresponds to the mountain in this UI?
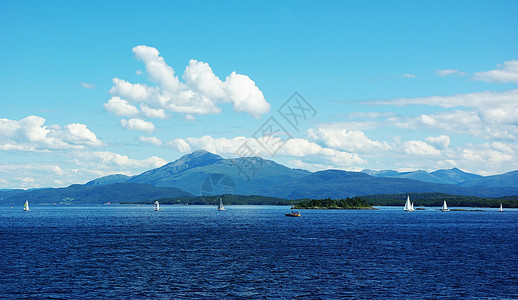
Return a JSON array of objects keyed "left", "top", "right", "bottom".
[
  {"left": 0, "top": 183, "right": 193, "bottom": 206},
  {"left": 430, "top": 168, "right": 483, "bottom": 184},
  {"left": 261, "top": 169, "right": 518, "bottom": 199},
  {"left": 86, "top": 174, "right": 132, "bottom": 186},
  {"left": 362, "top": 168, "right": 482, "bottom": 185},
  {"left": 459, "top": 170, "right": 518, "bottom": 188},
  {"left": 15, "top": 151, "right": 514, "bottom": 204},
  {"left": 126, "top": 150, "right": 311, "bottom": 195}
]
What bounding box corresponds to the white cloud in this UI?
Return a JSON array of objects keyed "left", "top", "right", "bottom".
[
  {"left": 106, "top": 45, "right": 270, "bottom": 119},
  {"left": 436, "top": 69, "right": 466, "bottom": 77},
  {"left": 120, "top": 118, "right": 155, "bottom": 133},
  {"left": 402, "top": 73, "right": 417, "bottom": 78},
  {"left": 71, "top": 151, "right": 166, "bottom": 169},
  {"left": 0, "top": 116, "right": 103, "bottom": 151},
  {"left": 347, "top": 112, "right": 395, "bottom": 119},
  {"left": 307, "top": 127, "right": 391, "bottom": 153},
  {"left": 138, "top": 136, "right": 162, "bottom": 146},
  {"left": 287, "top": 159, "right": 335, "bottom": 172},
  {"left": 425, "top": 135, "right": 450, "bottom": 149},
  {"left": 104, "top": 97, "right": 140, "bottom": 117},
  {"left": 80, "top": 82, "right": 95, "bottom": 89},
  {"left": 373, "top": 89, "right": 518, "bottom": 139},
  {"left": 473, "top": 60, "right": 518, "bottom": 84},
  {"left": 404, "top": 140, "right": 441, "bottom": 156},
  {"left": 135, "top": 70, "right": 143, "bottom": 75},
  {"left": 168, "top": 135, "right": 365, "bottom": 168},
  {"left": 140, "top": 104, "right": 168, "bottom": 119}
]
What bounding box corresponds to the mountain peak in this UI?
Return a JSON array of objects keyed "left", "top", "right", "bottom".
[{"left": 171, "top": 150, "right": 223, "bottom": 166}]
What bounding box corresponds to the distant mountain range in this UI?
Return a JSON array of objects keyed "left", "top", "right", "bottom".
[
  {"left": 361, "top": 168, "right": 483, "bottom": 185},
  {"left": 0, "top": 183, "right": 192, "bottom": 206},
  {"left": 2, "top": 150, "right": 518, "bottom": 205}
]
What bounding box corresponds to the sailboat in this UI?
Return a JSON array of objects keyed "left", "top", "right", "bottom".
[
  {"left": 441, "top": 200, "right": 450, "bottom": 212},
  {"left": 23, "top": 200, "right": 30, "bottom": 211},
  {"left": 154, "top": 200, "right": 161, "bottom": 211},
  {"left": 403, "top": 196, "right": 415, "bottom": 212},
  {"left": 217, "top": 197, "right": 226, "bottom": 211},
  {"left": 499, "top": 203, "right": 504, "bottom": 212}
]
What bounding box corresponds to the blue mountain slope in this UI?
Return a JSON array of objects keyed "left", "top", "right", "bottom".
[
  {"left": 362, "top": 168, "right": 482, "bottom": 185},
  {"left": 127, "top": 150, "right": 310, "bottom": 195},
  {"left": 0, "top": 183, "right": 193, "bottom": 205},
  {"left": 431, "top": 168, "right": 482, "bottom": 184},
  {"left": 86, "top": 174, "right": 132, "bottom": 186},
  {"left": 81, "top": 151, "right": 518, "bottom": 198},
  {"left": 459, "top": 170, "right": 518, "bottom": 188},
  {"left": 262, "top": 170, "right": 518, "bottom": 199}
]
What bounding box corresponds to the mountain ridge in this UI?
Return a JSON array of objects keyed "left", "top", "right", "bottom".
[{"left": 3, "top": 151, "right": 518, "bottom": 205}]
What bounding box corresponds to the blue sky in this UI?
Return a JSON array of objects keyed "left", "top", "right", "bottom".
[{"left": 1, "top": 0, "right": 517, "bottom": 188}]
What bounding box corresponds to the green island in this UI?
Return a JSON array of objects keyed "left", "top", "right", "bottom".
[{"left": 293, "top": 197, "right": 375, "bottom": 209}]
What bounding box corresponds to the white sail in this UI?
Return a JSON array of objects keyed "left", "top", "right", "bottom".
[
  {"left": 217, "top": 198, "right": 226, "bottom": 211},
  {"left": 499, "top": 203, "right": 504, "bottom": 212},
  {"left": 441, "top": 200, "right": 450, "bottom": 211},
  {"left": 23, "top": 200, "right": 30, "bottom": 211},
  {"left": 154, "top": 201, "right": 160, "bottom": 211},
  {"left": 404, "top": 196, "right": 414, "bottom": 211}
]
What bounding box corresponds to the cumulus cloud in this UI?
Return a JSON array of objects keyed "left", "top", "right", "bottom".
[
  {"left": 140, "top": 104, "right": 168, "bottom": 119},
  {"left": 138, "top": 136, "right": 163, "bottom": 146},
  {"left": 436, "top": 69, "right": 466, "bottom": 77},
  {"left": 425, "top": 135, "right": 450, "bottom": 149},
  {"left": 404, "top": 140, "right": 441, "bottom": 156},
  {"left": 106, "top": 45, "right": 270, "bottom": 120},
  {"left": 120, "top": 118, "right": 155, "bottom": 133},
  {"left": 307, "top": 127, "right": 391, "bottom": 153},
  {"left": 104, "top": 97, "right": 140, "bottom": 117},
  {"left": 0, "top": 116, "right": 103, "bottom": 151},
  {"left": 473, "top": 60, "right": 518, "bottom": 84}
]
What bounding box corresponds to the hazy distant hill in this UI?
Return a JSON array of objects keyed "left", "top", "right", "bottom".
[
  {"left": 86, "top": 174, "right": 132, "bottom": 186},
  {"left": 0, "top": 183, "right": 193, "bottom": 206},
  {"left": 459, "top": 170, "right": 518, "bottom": 188},
  {"left": 261, "top": 170, "right": 518, "bottom": 199},
  {"left": 362, "top": 168, "right": 482, "bottom": 185}
]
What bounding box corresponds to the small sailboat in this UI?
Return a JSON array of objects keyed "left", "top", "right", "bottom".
[
  {"left": 217, "top": 197, "right": 226, "bottom": 211},
  {"left": 404, "top": 196, "right": 415, "bottom": 212},
  {"left": 499, "top": 203, "right": 504, "bottom": 212},
  {"left": 23, "top": 200, "right": 30, "bottom": 211},
  {"left": 441, "top": 200, "right": 450, "bottom": 212},
  {"left": 154, "top": 200, "right": 161, "bottom": 211}
]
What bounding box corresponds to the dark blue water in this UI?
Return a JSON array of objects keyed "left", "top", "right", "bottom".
[{"left": 1, "top": 205, "right": 517, "bottom": 299}]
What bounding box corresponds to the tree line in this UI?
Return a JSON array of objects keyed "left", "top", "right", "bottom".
[{"left": 294, "top": 197, "right": 370, "bottom": 209}]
